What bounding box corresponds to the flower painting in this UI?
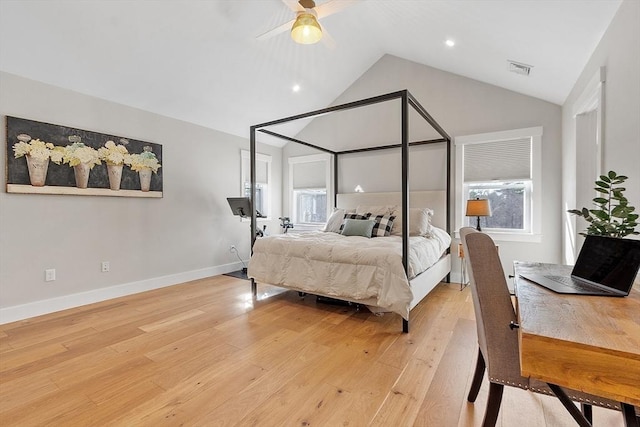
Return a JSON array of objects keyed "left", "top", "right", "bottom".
[{"left": 6, "top": 116, "right": 163, "bottom": 197}]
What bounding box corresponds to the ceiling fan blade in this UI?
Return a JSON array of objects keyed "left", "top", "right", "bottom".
[
  {"left": 315, "top": 0, "right": 360, "bottom": 19},
  {"left": 256, "top": 18, "right": 295, "bottom": 41},
  {"left": 320, "top": 26, "right": 336, "bottom": 49},
  {"left": 281, "top": 0, "right": 304, "bottom": 12}
]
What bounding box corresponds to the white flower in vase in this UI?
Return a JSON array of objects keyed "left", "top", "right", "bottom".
[
  {"left": 98, "top": 140, "right": 131, "bottom": 190},
  {"left": 12, "top": 134, "right": 63, "bottom": 186},
  {"left": 61, "top": 137, "right": 101, "bottom": 189},
  {"left": 129, "top": 146, "right": 161, "bottom": 192}
]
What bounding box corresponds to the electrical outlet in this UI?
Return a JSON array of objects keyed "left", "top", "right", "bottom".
[
  {"left": 229, "top": 245, "right": 236, "bottom": 252},
  {"left": 45, "top": 269, "right": 56, "bottom": 282},
  {"left": 101, "top": 261, "right": 110, "bottom": 272}
]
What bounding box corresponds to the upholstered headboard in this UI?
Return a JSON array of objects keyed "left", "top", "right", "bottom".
[{"left": 336, "top": 191, "right": 447, "bottom": 231}]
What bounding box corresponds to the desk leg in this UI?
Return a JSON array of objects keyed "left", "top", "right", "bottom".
[
  {"left": 547, "top": 383, "right": 592, "bottom": 427},
  {"left": 622, "top": 403, "right": 639, "bottom": 427}
]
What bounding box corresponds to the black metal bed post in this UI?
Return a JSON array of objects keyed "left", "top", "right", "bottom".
[
  {"left": 446, "top": 138, "right": 451, "bottom": 235},
  {"left": 406, "top": 91, "right": 453, "bottom": 283},
  {"left": 401, "top": 91, "right": 410, "bottom": 334},
  {"left": 334, "top": 153, "right": 339, "bottom": 208},
  {"left": 445, "top": 136, "right": 452, "bottom": 283},
  {"left": 250, "top": 126, "right": 257, "bottom": 296}
]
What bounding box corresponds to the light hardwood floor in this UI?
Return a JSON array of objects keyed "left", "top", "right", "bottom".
[{"left": 0, "top": 276, "right": 624, "bottom": 426}]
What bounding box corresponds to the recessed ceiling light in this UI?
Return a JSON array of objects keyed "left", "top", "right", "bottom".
[
  {"left": 445, "top": 39, "right": 455, "bottom": 47},
  {"left": 292, "top": 84, "right": 301, "bottom": 92}
]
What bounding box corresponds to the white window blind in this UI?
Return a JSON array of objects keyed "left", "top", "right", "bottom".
[
  {"left": 463, "top": 138, "right": 531, "bottom": 182},
  {"left": 241, "top": 156, "right": 268, "bottom": 184},
  {"left": 292, "top": 160, "right": 326, "bottom": 189}
]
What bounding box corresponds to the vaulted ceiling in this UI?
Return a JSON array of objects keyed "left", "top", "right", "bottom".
[{"left": 0, "top": 0, "right": 622, "bottom": 141}]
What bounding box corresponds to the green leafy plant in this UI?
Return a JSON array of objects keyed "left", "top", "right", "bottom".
[{"left": 568, "top": 170, "right": 638, "bottom": 237}]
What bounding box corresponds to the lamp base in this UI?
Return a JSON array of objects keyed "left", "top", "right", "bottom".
[{"left": 476, "top": 216, "right": 482, "bottom": 231}]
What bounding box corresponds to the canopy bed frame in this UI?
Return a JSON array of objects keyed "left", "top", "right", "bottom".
[{"left": 248, "top": 90, "right": 451, "bottom": 332}]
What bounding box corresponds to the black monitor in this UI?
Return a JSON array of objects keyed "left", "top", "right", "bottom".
[
  {"left": 227, "top": 197, "right": 264, "bottom": 218},
  {"left": 227, "top": 197, "right": 252, "bottom": 218}
]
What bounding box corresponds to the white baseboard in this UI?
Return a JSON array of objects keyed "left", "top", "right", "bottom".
[
  {"left": 449, "top": 271, "right": 464, "bottom": 284},
  {"left": 0, "top": 261, "right": 248, "bottom": 325}
]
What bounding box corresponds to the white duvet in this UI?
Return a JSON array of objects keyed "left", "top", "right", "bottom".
[{"left": 247, "top": 227, "right": 451, "bottom": 319}]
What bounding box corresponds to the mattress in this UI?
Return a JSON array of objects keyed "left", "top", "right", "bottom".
[{"left": 247, "top": 227, "right": 451, "bottom": 319}]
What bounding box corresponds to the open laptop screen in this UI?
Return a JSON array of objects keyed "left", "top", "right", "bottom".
[{"left": 572, "top": 235, "right": 640, "bottom": 293}]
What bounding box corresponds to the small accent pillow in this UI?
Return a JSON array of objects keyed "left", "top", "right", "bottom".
[
  {"left": 339, "top": 213, "right": 371, "bottom": 231},
  {"left": 371, "top": 215, "right": 396, "bottom": 237},
  {"left": 391, "top": 208, "right": 434, "bottom": 236},
  {"left": 341, "top": 219, "right": 376, "bottom": 238},
  {"left": 323, "top": 208, "right": 346, "bottom": 233}
]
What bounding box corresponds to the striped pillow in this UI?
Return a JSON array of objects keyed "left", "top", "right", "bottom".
[{"left": 371, "top": 215, "right": 396, "bottom": 237}]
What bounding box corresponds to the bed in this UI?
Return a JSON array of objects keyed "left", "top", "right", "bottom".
[
  {"left": 246, "top": 90, "right": 452, "bottom": 332},
  {"left": 248, "top": 190, "right": 452, "bottom": 321}
]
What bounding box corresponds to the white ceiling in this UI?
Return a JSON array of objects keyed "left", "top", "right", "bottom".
[{"left": 0, "top": 0, "right": 622, "bottom": 142}]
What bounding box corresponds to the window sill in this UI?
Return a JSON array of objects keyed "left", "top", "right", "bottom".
[
  {"left": 240, "top": 217, "right": 270, "bottom": 223},
  {"left": 454, "top": 230, "right": 542, "bottom": 243}
]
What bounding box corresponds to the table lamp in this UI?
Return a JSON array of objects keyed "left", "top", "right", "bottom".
[{"left": 466, "top": 198, "right": 492, "bottom": 231}]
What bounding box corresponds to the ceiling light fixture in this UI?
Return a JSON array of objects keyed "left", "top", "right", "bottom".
[
  {"left": 292, "top": 84, "right": 301, "bottom": 92},
  {"left": 291, "top": 10, "right": 322, "bottom": 44},
  {"left": 445, "top": 39, "right": 455, "bottom": 47}
]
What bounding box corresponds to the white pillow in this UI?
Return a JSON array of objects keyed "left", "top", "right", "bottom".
[
  {"left": 323, "top": 208, "right": 346, "bottom": 233},
  {"left": 391, "top": 208, "right": 433, "bottom": 236},
  {"left": 355, "top": 205, "right": 397, "bottom": 216}
]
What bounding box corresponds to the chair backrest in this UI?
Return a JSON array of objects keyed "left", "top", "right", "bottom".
[{"left": 460, "top": 227, "right": 525, "bottom": 385}]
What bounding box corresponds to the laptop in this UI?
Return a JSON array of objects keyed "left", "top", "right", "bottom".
[{"left": 519, "top": 235, "right": 640, "bottom": 296}]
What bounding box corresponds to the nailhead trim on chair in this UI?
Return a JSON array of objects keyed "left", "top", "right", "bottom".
[
  {"left": 489, "top": 377, "right": 527, "bottom": 389},
  {"left": 490, "top": 378, "right": 619, "bottom": 409},
  {"left": 528, "top": 387, "right": 617, "bottom": 408}
]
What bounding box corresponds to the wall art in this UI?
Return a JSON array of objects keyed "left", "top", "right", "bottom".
[{"left": 6, "top": 116, "right": 162, "bottom": 197}]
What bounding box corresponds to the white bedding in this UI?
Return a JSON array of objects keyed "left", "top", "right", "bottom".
[{"left": 247, "top": 227, "right": 451, "bottom": 319}]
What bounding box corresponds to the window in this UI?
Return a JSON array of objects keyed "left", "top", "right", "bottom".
[
  {"left": 466, "top": 181, "right": 531, "bottom": 231},
  {"left": 241, "top": 150, "right": 271, "bottom": 219},
  {"left": 455, "top": 127, "right": 542, "bottom": 242},
  {"left": 293, "top": 189, "right": 327, "bottom": 225},
  {"left": 289, "top": 153, "right": 331, "bottom": 229}
]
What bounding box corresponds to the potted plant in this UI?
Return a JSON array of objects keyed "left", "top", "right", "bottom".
[
  {"left": 128, "top": 146, "right": 161, "bottom": 192},
  {"left": 98, "top": 139, "right": 131, "bottom": 190},
  {"left": 568, "top": 170, "right": 638, "bottom": 237},
  {"left": 12, "top": 134, "right": 63, "bottom": 186},
  {"left": 61, "top": 136, "right": 101, "bottom": 189}
]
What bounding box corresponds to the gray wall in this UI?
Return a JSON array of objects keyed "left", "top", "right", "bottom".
[
  {"left": 0, "top": 72, "right": 282, "bottom": 322},
  {"left": 293, "top": 55, "right": 563, "bottom": 280},
  {"left": 562, "top": 0, "right": 640, "bottom": 263}
]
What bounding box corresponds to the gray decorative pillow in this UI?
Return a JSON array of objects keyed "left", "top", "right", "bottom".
[
  {"left": 371, "top": 215, "right": 396, "bottom": 237},
  {"left": 341, "top": 219, "right": 376, "bottom": 238},
  {"left": 339, "top": 213, "right": 371, "bottom": 231}
]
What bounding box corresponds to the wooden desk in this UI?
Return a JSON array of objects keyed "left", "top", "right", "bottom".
[{"left": 514, "top": 262, "right": 640, "bottom": 410}]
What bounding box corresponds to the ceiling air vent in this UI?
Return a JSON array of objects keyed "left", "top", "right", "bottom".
[{"left": 508, "top": 60, "right": 533, "bottom": 76}]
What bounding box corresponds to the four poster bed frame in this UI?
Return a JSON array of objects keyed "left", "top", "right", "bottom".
[{"left": 248, "top": 90, "right": 452, "bottom": 332}]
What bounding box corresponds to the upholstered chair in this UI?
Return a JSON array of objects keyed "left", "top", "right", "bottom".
[{"left": 459, "top": 227, "right": 633, "bottom": 427}]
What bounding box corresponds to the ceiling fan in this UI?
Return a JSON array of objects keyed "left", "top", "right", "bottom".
[{"left": 257, "top": 0, "right": 360, "bottom": 45}]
